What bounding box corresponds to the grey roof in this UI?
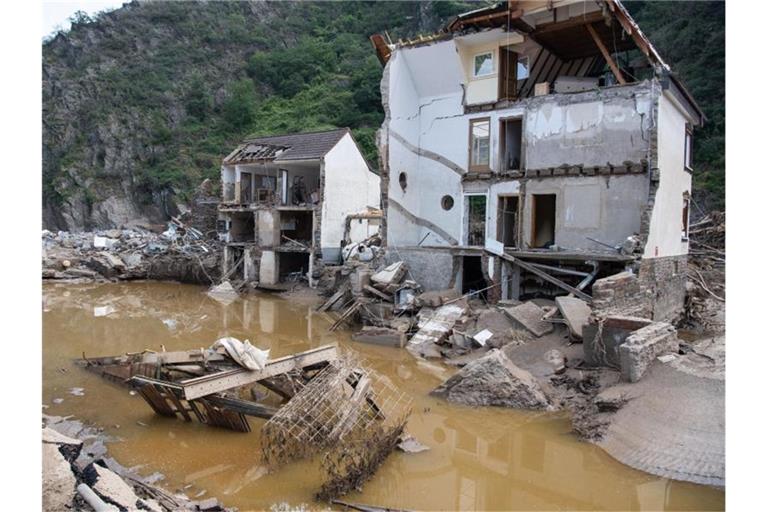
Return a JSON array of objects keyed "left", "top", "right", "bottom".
[{"left": 224, "top": 128, "right": 350, "bottom": 164}]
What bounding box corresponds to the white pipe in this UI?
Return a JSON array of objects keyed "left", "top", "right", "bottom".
[{"left": 76, "top": 483, "right": 119, "bottom": 512}]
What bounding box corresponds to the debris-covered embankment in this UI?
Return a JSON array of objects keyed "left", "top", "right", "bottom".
[{"left": 42, "top": 220, "right": 221, "bottom": 285}]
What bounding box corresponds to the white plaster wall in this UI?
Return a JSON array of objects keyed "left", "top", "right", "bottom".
[
  {"left": 643, "top": 93, "right": 693, "bottom": 258},
  {"left": 322, "top": 132, "right": 381, "bottom": 260},
  {"left": 455, "top": 30, "right": 524, "bottom": 105}
]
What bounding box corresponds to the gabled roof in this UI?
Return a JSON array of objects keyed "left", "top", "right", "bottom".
[{"left": 224, "top": 128, "right": 350, "bottom": 164}]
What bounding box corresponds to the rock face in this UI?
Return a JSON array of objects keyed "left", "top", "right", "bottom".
[{"left": 431, "top": 349, "right": 553, "bottom": 410}]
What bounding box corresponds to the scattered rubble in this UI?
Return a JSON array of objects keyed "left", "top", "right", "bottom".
[
  {"left": 501, "top": 302, "right": 553, "bottom": 337},
  {"left": 42, "top": 220, "right": 221, "bottom": 285}
]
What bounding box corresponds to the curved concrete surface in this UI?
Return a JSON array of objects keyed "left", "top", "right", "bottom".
[{"left": 598, "top": 362, "right": 725, "bottom": 486}]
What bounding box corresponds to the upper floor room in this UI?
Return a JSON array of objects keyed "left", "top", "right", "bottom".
[{"left": 372, "top": 0, "right": 703, "bottom": 121}]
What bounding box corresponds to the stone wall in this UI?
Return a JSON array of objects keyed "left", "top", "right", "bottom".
[
  {"left": 591, "top": 255, "right": 687, "bottom": 323},
  {"left": 384, "top": 247, "right": 456, "bottom": 292},
  {"left": 619, "top": 322, "right": 679, "bottom": 382}
]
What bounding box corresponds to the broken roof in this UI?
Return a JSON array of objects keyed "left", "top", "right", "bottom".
[
  {"left": 223, "top": 128, "right": 350, "bottom": 164},
  {"left": 371, "top": 0, "right": 704, "bottom": 124}
]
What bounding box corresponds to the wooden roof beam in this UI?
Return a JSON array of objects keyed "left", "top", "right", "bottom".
[{"left": 585, "top": 23, "right": 626, "bottom": 85}]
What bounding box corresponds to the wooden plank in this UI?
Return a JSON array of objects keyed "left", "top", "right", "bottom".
[
  {"left": 163, "top": 386, "right": 191, "bottom": 422},
  {"left": 204, "top": 395, "right": 278, "bottom": 420},
  {"left": 178, "top": 344, "right": 338, "bottom": 401},
  {"left": 363, "top": 285, "right": 393, "bottom": 302},
  {"left": 585, "top": 23, "right": 626, "bottom": 85},
  {"left": 495, "top": 252, "right": 592, "bottom": 301}
]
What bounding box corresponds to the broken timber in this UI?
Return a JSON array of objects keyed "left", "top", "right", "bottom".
[
  {"left": 491, "top": 250, "right": 592, "bottom": 301},
  {"left": 178, "top": 344, "right": 338, "bottom": 400}
]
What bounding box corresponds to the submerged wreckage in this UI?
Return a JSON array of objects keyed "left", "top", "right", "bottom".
[{"left": 79, "top": 340, "right": 412, "bottom": 501}]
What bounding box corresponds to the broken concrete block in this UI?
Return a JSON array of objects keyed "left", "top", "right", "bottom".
[
  {"left": 207, "top": 280, "right": 239, "bottom": 305},
  {"left": 555, "top": 296, "right": 592, "bottom": 340},
  {"left": 86, "top": 253, "right": 126, "bottom": 278},
  {"left": 371, "top": 261, "right": 406, "bottom": 288},
  {"left": 431, "top": 349, "right": 553, "bottom": 410},
  {"left": 352, "top": 327, "right": 406, "bottom": 348},
  {"left": 619, "top": 322, "right": 679, "bottom": 382},
  {"left": 90, "top": 463, "right": 142, "bottom": 510},
  {"left": 408, "top": 303, "right": 467, "bottom": 347},
  {"left": 43, "top": 427, "right": 83, "bottom": 462},
  {"left": 501, "top": 302, "right": 553, "bottom": 337},
  {"left": 43, "top": 442, "right": 77, "bottom": 511},
  {"left": 583, "top": 315, "right": 654, "bottom": 367}
]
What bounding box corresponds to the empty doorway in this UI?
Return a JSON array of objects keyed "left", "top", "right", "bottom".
[
  {"left": 462, "top": 256, "right": 488, "bottom": 300},
  {"left": 240, "top": 172, "right": 252, "bottom": 203},
  {"left": 497, "top": 196, "right": 518, "bottom": 247},
  {"left": 465, "top": 195, "right": 487, "bottom": 246},
  {"left": 531, "top": 194, "right": 556, "bottom": 248}
]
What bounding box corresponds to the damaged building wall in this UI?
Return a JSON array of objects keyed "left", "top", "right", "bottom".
[
  {"left": 643, "top": 92, "right": 693, "bottom": 258},
  {"left": 321, "top": 133, "right": 381, "bottom": 262}
]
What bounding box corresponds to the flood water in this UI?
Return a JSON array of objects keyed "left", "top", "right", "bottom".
[{"left": 42, "top": 282, "right": 724, "bottom": 511}]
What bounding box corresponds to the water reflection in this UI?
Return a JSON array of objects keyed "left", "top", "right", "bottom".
[{"left": 42, "top": 282, "right": 723, "bottom": 511}]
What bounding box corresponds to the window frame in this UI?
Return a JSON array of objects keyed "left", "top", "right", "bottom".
[
  {"left": 468, "top": 117, "right": 492, "bottom": 173},
  {"left": 472, "top": 51, "right": 495, "bottom": 78},
  {"left": 684, "top": 124, "right": 693, "bottom": 172},
  {"left": 682, "top": 193, "right": 691, "bottom": 241}
]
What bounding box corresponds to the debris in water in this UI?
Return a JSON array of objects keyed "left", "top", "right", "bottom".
[
  {"left": 397, "top": 434, "right": 430, "bottom": 454},
  {"left": 69, "top": 387, "right": 85, "bottom": 396}
]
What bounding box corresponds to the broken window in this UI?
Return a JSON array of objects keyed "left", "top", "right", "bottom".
[
  {"left": 497, "top": 196, "right": 518, "bottom": 247},
  {"left": 682, "top": 193, "right": 690, "bottom": 240},
  {"left": 531, "top": 194, "right": 556, "bottom": 248},
  {"left": 473, "top": 51, "right": 493, "bottom": 77},
  {"left": 465, "top": 194, "right": 487, "bottom": 246},
  {"left": 499, "top": 118, "right": 522, "bottom": 170},
  {"left": 684, "top": 124, "right": 693, "bottom": 171},
  {"left": 469, "top": 118, "right": 490, "bottom": 172}
]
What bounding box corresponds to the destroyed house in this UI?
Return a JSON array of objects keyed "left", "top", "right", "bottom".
[
  {"left": 219, "top": 128, "right": 381, "bottom": 288},
  {"left": 372, "top": 0, "right": 704, "bottom": 321}
]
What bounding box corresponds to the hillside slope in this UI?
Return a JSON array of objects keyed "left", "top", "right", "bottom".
[{"left": 42, "top": 0, "right": 725, "bottom": 230}]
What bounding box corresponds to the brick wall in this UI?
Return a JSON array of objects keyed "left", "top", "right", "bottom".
[{"left": 591, "top": 255, "right": 687, "bottom": 323}]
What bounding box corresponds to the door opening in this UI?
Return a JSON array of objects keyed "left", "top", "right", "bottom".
[
  {"left": 466, "top": 195, "right": 487, "bottom": 246},
  {"left": 498, "top": 196, "right": 518, "bottom": 247},
  {"left": 531, "top": 194, "right": 556, "bottom": 248},
  {"left": 240, "top": 172, "right": 252, "bottom": 203},
  {"left": 498, "top": 47, "right": 518, "bottom": 101},
  {"left": 462, "top": 256, "right": 488, "bottom": 300}
]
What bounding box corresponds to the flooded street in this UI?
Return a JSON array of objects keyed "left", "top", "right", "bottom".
[{"left": 42, "top": 282, "right": 724, "bottom": 511}]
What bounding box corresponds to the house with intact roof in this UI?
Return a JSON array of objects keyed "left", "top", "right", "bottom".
[{"left": 218, "top": 128, "right": 380, "bottom": 288}]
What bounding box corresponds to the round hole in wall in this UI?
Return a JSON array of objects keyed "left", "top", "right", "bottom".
[
  {"left": 398, "top": 172, "right": 407, "bottom": 192},
  {"left": 441, "top": 195, "right": 454, "bottom": 210}
]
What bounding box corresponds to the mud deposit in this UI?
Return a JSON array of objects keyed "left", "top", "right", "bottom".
[{"left": 43, "top": 282, "right": 724, "bottom": 511}]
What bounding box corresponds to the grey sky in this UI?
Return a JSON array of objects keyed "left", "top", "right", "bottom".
[{"left": 42, "top": 0, "right": 125, "bottom": 39}]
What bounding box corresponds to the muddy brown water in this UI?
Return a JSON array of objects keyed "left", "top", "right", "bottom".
[{"left": 43, "top": 282, "right": 724, "bottom": 511}]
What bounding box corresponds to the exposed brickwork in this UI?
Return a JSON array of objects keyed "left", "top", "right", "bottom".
[
  {"left": 591, "top": 255, "right": 688, "bottom": 323},
  {"left": 619, "top": 321, "right": 679, "bottom": 382}
]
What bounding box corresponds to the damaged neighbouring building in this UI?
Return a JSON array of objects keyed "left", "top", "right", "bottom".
[
  {"left": 219, "top": 128, "right": 381, "bottom": 288},
  {"left": 371, "top": 0, "right": 704, "bottom": 321}
]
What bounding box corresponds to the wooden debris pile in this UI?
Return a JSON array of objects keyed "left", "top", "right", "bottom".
[
  {"left": 685, "top": 211, "right": 725, "bottom": 330},
  {"left": 78, "top": 343, "right": 339, "bottom": 433}
]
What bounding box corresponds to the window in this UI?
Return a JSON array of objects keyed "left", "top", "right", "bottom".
[
  {"left": 517, "top": 56, "right": 529, "bottom": 80},
  {"left": 441, "top": 195, "right": 454, "bottom": 210},
  {"left": 531, "top": 194, "right": 556, "bottom": 248},
  {"left": 473, "top": 51, "right": 494, "bottom": 77},
  {"left": 684, "top": 125, "right": 693, "bottom": 171},
  {"left": 398, "top": 171, "right": 407, "bottom": 192},
  {"left": 682, "top": 193, "right": 690, "bottom": 240},
  {"left": 469, "top": 118, "right": 490, "bottom": 171}
]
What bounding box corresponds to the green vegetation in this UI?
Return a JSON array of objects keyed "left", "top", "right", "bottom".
[{"left": 43, "top": 0, "right": 724, "bottom": 214}]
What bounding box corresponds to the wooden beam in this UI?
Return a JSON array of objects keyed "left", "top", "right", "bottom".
[
  {"left": 177, "top": 344, "right": 338, "bottom": 401},
  {"left": 585, "top": 23, "right": 626, "bottom": 85},
  {"left": 532, "top": 11, "right": 604, "bottom": 35},
  {"left": 494, "top": 251, "right": 592, "bottom": 301}
]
